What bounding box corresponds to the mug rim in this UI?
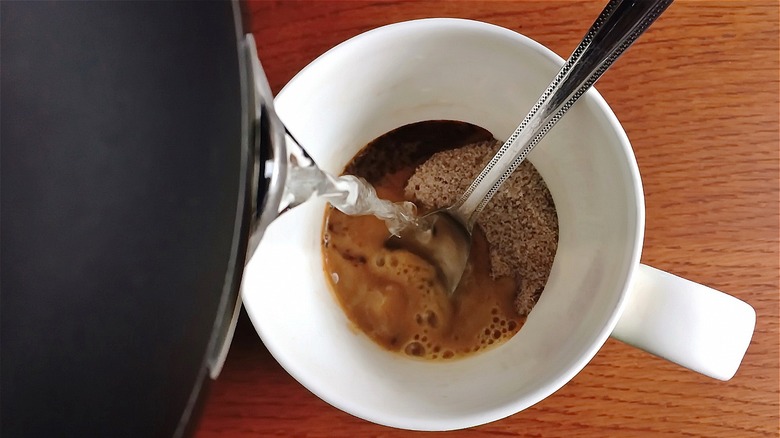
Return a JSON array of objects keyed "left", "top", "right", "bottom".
[{"left": 255, "top": 17, "right": 645, "bottom": 429}]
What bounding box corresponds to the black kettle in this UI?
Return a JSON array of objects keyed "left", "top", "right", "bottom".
[{"left": 1, "top": 1, "right": 303, "bottom": 437}]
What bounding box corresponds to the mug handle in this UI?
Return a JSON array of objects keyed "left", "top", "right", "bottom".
[{"left": 611, "top": 264, "right": 756, "bottom": 381}]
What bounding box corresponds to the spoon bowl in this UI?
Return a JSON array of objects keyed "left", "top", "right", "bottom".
[{"left": 387, "top": 207, "right": 472, "bottom": 294}]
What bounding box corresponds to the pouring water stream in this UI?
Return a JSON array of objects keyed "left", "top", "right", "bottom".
[{"left": 277, "top": 129, "right": 418, "bottom": 236}]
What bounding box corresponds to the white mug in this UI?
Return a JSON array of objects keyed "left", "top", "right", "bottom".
[{"left": 241, "top": 19, "right": 756, "bottom": 431}]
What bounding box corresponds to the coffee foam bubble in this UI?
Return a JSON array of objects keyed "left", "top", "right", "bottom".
[{"left": 325, "top": 210, "right": 523, "bottom": 361}]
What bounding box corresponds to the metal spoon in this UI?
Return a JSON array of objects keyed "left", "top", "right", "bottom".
[{"left": 389, "top": 0, "right": 674, "bottom": 294}]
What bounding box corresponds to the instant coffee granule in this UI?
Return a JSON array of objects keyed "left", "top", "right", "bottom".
[{"left": 405, "top": 139, "right": 559, "bottom": 315}]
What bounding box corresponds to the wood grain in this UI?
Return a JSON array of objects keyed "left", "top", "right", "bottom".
[{"left": 197, "top": 1, "right": 779, "bottom": 436}]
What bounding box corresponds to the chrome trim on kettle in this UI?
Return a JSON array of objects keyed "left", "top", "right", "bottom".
[{"left": 244, "top": 34, "right": 288, "bottom": 260}]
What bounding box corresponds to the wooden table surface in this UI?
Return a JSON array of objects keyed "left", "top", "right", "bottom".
[{"left": 197, "top": 1, "right": 779, "bottom": 436}]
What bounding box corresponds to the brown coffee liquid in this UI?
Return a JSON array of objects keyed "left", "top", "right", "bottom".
[{"left": 322, "top": 121, "right": 524, "bottom": 360}]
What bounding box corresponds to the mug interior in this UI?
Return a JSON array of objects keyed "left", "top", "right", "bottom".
[{"left": 242, "top": 18, "right": 643, "bottom": 430}]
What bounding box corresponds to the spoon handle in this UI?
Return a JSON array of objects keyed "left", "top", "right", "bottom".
[{"left": 453, "top": 0, "right": 673, "bottom": 227}]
